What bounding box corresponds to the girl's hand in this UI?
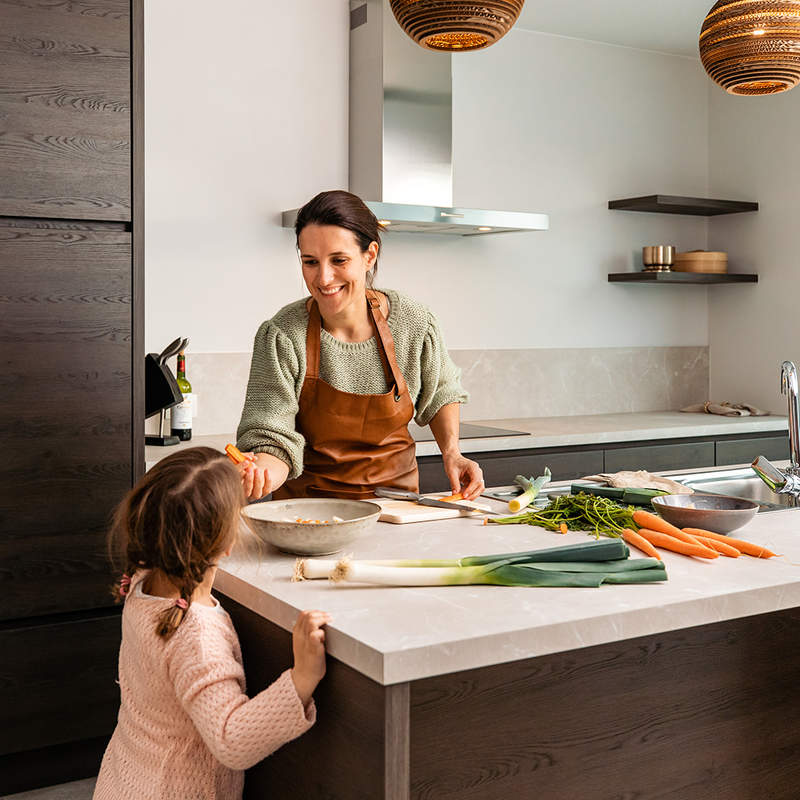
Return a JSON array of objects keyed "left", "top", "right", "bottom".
[
  {"left": 442, "top": 452, "right": 484, "bottom": 501},
  {"left": 290, "top": 609, "right": 332, "bottom": 707},
  {"left": 239, "top": 453, "right": 269, "bottom": 500}
]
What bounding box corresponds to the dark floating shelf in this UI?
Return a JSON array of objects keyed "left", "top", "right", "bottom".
[
  {"left": 608, "top": 272, "right": 758, "bottom": 284},
  {"left": 608, "top": 195, "right": 759, "bottom": 216}
]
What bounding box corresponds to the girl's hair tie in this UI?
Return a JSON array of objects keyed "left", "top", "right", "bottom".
[
  {"left": 119, "top": 574, "right": 132, "bottom": 597},
  {"left": 175, "top": 598, "right": 188, "bottom": 610}
]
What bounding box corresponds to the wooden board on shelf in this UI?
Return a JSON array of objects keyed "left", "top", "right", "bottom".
[
  {"left": 608, "top": 272, "right": 758, "bottom": 284},
  {"left": 608, "top": 195, "right": 758, "bottom": 215}
]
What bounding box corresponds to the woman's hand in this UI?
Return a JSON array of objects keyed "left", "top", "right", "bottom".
[
  {"left": 290, "top": 609, "right": 332, "bottom": 708},
  {"left": 239, "top": 452, "right": 290, "bottom": 500},
  {"left": 441, "top": 451, "right": 484, "bottom": 501}
]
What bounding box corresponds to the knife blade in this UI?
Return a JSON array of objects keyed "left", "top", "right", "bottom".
[{"left": 374, "top": 486, "right": 479, "bottom": 513}]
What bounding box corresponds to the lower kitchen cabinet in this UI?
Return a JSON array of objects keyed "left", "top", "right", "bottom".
[{"left": 417, "top": 432, "right": 789, "bottom": 493}]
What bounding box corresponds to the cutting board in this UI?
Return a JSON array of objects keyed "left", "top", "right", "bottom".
[{"left": 376, "top": 496, "right": 493, "bottom": 524}]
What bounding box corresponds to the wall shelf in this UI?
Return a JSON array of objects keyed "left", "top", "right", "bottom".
[
  {"left": 608, "top": 195, "right": 759, "bottom": 216},
  {"left": 608, "top": 272, "right": 758, "bottom": 284}
]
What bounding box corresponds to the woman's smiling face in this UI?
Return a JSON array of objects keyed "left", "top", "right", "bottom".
[{"left": 299, "top": 224, "right": 378, "bottom": 316}]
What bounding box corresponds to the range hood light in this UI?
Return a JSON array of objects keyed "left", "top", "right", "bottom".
[
  {"left": 477, "top": 226, "right": 492, "bottom": 232},
  {"left": 378, "top": 219, "right": 392, "bottom": 226}
]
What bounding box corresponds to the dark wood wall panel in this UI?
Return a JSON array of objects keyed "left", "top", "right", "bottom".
[
  {"left": 409, "top": 608, "right": 800, "bottom": 800},
  {"left": 0, "top": 227, "right": 131, "bottom": 619},
  {"left": 0, "top": 0, "right": 131, "bottom": 221},
  {"left": 0, "top": 611, "right": 121, "bottom": 756}
]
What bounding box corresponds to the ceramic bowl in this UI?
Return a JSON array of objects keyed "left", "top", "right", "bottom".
[
  {"left": 242, "top": 498, "right": 382, "bottom": 556},
  {"left": 650, "top": 493, "right": 758, "bottom": 535}
]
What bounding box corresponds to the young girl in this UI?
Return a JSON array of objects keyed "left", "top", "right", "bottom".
[{"left": 94, "top": 447, "right": 330, "bottom": 800}]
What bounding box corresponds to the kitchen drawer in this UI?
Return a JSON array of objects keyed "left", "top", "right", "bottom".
[
  {"left": 0, "top": 611, "right": 121, "bottom": 755},
  {"left": 716, "top": 436, "right": 789, "bottom": 466},
  {"left": 604, "top": 441, "right": 714, "bottom": 473},
  {"left": 417, "top": 448, "right": 604, "bottom": 494}
]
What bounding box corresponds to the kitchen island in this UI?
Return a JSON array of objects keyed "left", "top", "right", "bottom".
[{"left": 216, "top": 483, "right": 800, "bottom": 800}]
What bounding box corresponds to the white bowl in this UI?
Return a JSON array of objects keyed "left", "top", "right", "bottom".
[{"left": 242, "top": 498, "right": 381, "bottom": 556}]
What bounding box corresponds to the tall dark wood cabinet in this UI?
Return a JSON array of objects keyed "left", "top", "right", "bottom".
[{"left": 0, "top": 0, "right": 143, "bottom": 792}]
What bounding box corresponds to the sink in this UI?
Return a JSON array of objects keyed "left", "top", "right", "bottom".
[{"left": 673, "top": 468, "right": 798, "bottom": 512}]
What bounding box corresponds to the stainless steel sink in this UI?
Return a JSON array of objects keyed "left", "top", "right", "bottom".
[{"left": 673, "top": 468, "right": 798, "bottom": 512}]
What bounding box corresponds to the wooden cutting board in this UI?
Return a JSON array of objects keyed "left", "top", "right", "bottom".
[{"left": 376, "top": 496, "right": 493, "bottom": 524}]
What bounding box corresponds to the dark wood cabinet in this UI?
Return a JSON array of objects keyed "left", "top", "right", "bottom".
[
  {"left": 716, "top": 435, "right": 789, "bottom": 466},
  {"left": 604, "top": 440, "right": 715, "bottom": 473},
  {"left": 0, "top": 0, "right": 132, "bottom": 221},
  {"left": 0, "top": 0, "right": 142, "bottom": 791}
]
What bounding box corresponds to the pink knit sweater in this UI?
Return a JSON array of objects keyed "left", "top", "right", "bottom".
[{"left": 94, "top": 572, "right": 315, "bottom": 800}]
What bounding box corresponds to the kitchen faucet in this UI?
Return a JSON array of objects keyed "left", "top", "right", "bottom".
[{"left": 751, "top": 360, "right": 800, "bottom": 499}]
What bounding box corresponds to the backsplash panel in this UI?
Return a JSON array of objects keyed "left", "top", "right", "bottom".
[{"left": 147, "top": 346, "right": 709, "bottom": 437}]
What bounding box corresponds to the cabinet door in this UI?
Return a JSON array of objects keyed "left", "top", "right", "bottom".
[
  {"left": 716, "top": 436, "right": 789, "bottom": 466},
  {"left": 0, "top": 225, "right": 132, "bottom": 620},
  {"left": 0, "top": 0, "right": 131, "bottom": 220},
  {"left": 0, "top": 611, "right": 121, "bottom": 756},
  {"left": 604, "top": 441, "right": 715, "bottom": 473}
]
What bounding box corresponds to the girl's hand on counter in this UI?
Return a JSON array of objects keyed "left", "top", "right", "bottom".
[
  {"left": 442, "top": 452, "right": 484, "bottom": 501},
  {"left": 291, "top": 609, "right": 332, "bottom": 708}
]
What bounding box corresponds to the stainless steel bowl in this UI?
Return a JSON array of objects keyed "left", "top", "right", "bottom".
[
  {"left": 651, "top": 493, "right": 758, "bottom": 535},
  {"left": 242, "top": 498, "right": 382, "bottom": 555}
]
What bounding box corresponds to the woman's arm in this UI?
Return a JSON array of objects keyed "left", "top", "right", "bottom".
[{"left": 428, "top": 402, "right": 484, "bottom": 500}]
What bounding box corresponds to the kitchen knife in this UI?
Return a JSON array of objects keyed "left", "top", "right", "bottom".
[{"left": 374, "top": 486, "right": 480, "bottom": 513}]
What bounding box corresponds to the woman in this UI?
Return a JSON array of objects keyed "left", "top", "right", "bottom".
[{"left": 236, "top": 190, "right": 483, "bottom": 501}]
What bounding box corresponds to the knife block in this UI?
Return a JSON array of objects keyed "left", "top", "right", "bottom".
[{"left": 144, "top": 353, "right": 184, "bottom": 446}]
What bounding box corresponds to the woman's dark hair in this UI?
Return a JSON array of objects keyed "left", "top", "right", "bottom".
[
  {"left": 295, "top": 190, "right": 383, "bottom": 286},
  {"left": 108, "top": 447, "right": 245, "bottom": 639}
]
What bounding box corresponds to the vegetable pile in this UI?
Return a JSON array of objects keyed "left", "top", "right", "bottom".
[
  {"left": 489, "top": 490, "right": 777, "bottom": 561},
  {"left": 294, "top": 539, "right": 668, "bottom": 587}
]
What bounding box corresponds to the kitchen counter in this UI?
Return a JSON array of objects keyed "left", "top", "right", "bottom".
[
  {"left": 215, "top": 474, "right": 800, "bottom": 799},
  {"left": 145, "top": 410, "right": 788, "bottom": 467}
]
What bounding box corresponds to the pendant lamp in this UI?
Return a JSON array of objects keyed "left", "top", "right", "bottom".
[
  {"left": 389, "top": 0, "right": 525, "bottom": 52},
  {"left": 700, "top": 0, "right": 800, "bottom": 95}
]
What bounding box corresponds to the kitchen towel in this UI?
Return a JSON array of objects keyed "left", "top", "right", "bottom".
[
  {"left": 582, "top": 470, "right": 693, "bottom": 495},
  {"left": 681, "top": 401, "right": 770, "bottom": 417}
]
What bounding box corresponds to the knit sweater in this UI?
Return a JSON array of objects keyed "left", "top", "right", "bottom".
[
  {"left": 93, "top": 572, "right": 315, "bottom": 800},
  {"left": 236, "top": 288, "right": 468, "bottom": 479}
]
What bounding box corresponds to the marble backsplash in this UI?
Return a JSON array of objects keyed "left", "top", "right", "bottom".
[{"left": 146, "top": 346, "right": 709, "bottom": 437}]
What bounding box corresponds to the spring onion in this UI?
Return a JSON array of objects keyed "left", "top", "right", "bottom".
[
  {"left": 294, "top": 539, "right": 632, "bottom": 581},
  {"left": 509, "top": 468, "right": 552, "bottom": 513},
  {"left": 327, "top": 557, "right": 666, "bottom": 587}
]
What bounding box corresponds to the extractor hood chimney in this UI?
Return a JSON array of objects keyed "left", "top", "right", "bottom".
[{"left": 282, "top": 0, "right": 548, "bottom": 236}]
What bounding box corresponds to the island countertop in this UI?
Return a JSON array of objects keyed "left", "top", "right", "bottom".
[{"left": 215, "top": 476, "right": 800, "bottom": 686}]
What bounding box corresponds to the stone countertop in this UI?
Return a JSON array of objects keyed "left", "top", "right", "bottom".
[
  {"left": 145, "top": 411, "right": 788, "bottom": 467},
  {"left": 215, "top": 469, "right": 800, "bottom": 687}
]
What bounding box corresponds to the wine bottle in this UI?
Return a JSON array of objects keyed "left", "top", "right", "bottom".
[{"left": 171, "top": 350, "right": 193, "bottom": 441}]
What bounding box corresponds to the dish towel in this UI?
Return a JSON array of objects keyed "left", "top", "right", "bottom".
[
  {"left": 582, "top": 470, "right": 693, "bottom": 495},
  {"left": 681, "top": 401, "right": 770, "bottom": 417}
]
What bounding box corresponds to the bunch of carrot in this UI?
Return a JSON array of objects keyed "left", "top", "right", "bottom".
[{"left": 622, "top": 509, "right": 777, "bottom": 561}]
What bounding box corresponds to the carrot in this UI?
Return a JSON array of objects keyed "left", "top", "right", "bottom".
[
  {"left": 637, "top": 528, "right": 719, "bottom": 559},
  {"left": 437, "top": 492, "right": 463, "bottom": 502},
  {"left": 682, "top": 528, "right": 778, "bottom": 559},
  {"left": 632, "top": 509, "right": 710, "bottom": 547},
  {"left": 225, "top": 443, "right": 247, "bottom": 464},
  {"left": 691, "top": 535, "right": 740, "bottom": 558},
  {"left": 621, "top": 528, "right": 661, "bottom": 560},
  {"left": 559, "top": 522, "right": 568, "bottom": 534}
]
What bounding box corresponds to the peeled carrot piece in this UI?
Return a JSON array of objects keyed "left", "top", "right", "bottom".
[
  {"left": 225, "top": 443, "right": 246, "bottom": 464},
  {"left": 622, "top": 528, "right": 661, "bottom": 560},
  {"left": 437, "top": 492, "right": 463, "bottom": 502},
  {"left": 637, "top": 528, "right": 718, "bottom": 559},
  {"left": 682, "top": 528, "right": 777, "bottom": 559}
]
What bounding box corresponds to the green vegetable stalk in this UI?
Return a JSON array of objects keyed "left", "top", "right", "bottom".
[{"left": 509, "top": 467, "right": 552, "bottom": 513}]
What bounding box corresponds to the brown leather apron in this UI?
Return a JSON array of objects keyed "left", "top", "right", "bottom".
[{"left": 272, "top": 292, "right": 419, "bottom": 499}]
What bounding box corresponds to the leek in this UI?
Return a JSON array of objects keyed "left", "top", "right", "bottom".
[
  {"left": 294, "top": 539, "right": 631, "bottom": 581},
  {"left": 328, "top": 557, "right": 667, "bottom": 587},
  {"left": 508, "top": 467, "right": 551, "bottom": 513}
]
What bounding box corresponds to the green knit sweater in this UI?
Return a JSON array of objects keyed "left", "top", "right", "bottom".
[{"left": 236, "top": 288, "right": 468, "bottom": 479}]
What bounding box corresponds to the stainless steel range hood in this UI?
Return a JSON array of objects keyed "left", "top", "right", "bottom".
[{"left": 282, "top": 0, "right": 548, "bottom": 237}]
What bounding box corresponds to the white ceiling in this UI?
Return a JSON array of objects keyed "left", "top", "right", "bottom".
[{"left": 515, "top": 0, "right": 715, "bottom": 58}]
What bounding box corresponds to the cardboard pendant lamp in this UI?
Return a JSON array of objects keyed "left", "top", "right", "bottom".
[
  {"left": 700, "top": 0, "right": 800, "bottom": 95},
  {"left": 390, "top": 0, "right": 525, "bottom": 51}
]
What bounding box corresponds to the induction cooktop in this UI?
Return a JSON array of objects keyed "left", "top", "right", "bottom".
[{"left": 409, "top": 422, "right": 528, "bottom": 442}]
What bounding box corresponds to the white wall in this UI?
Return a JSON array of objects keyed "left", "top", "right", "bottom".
[
  {"left": 145, "top": 6, "right": 711, "bottom": 356},
  {"left": 708, "top": 88, "right": 800, "bottom": 414}
]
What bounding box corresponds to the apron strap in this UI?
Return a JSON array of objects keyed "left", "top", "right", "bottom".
[
  {"left": 367, "top": 290, "right": 409, "bottom": 399},
  {"left": 305, "top": 300, "right": 322, "bottom": 379}
]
